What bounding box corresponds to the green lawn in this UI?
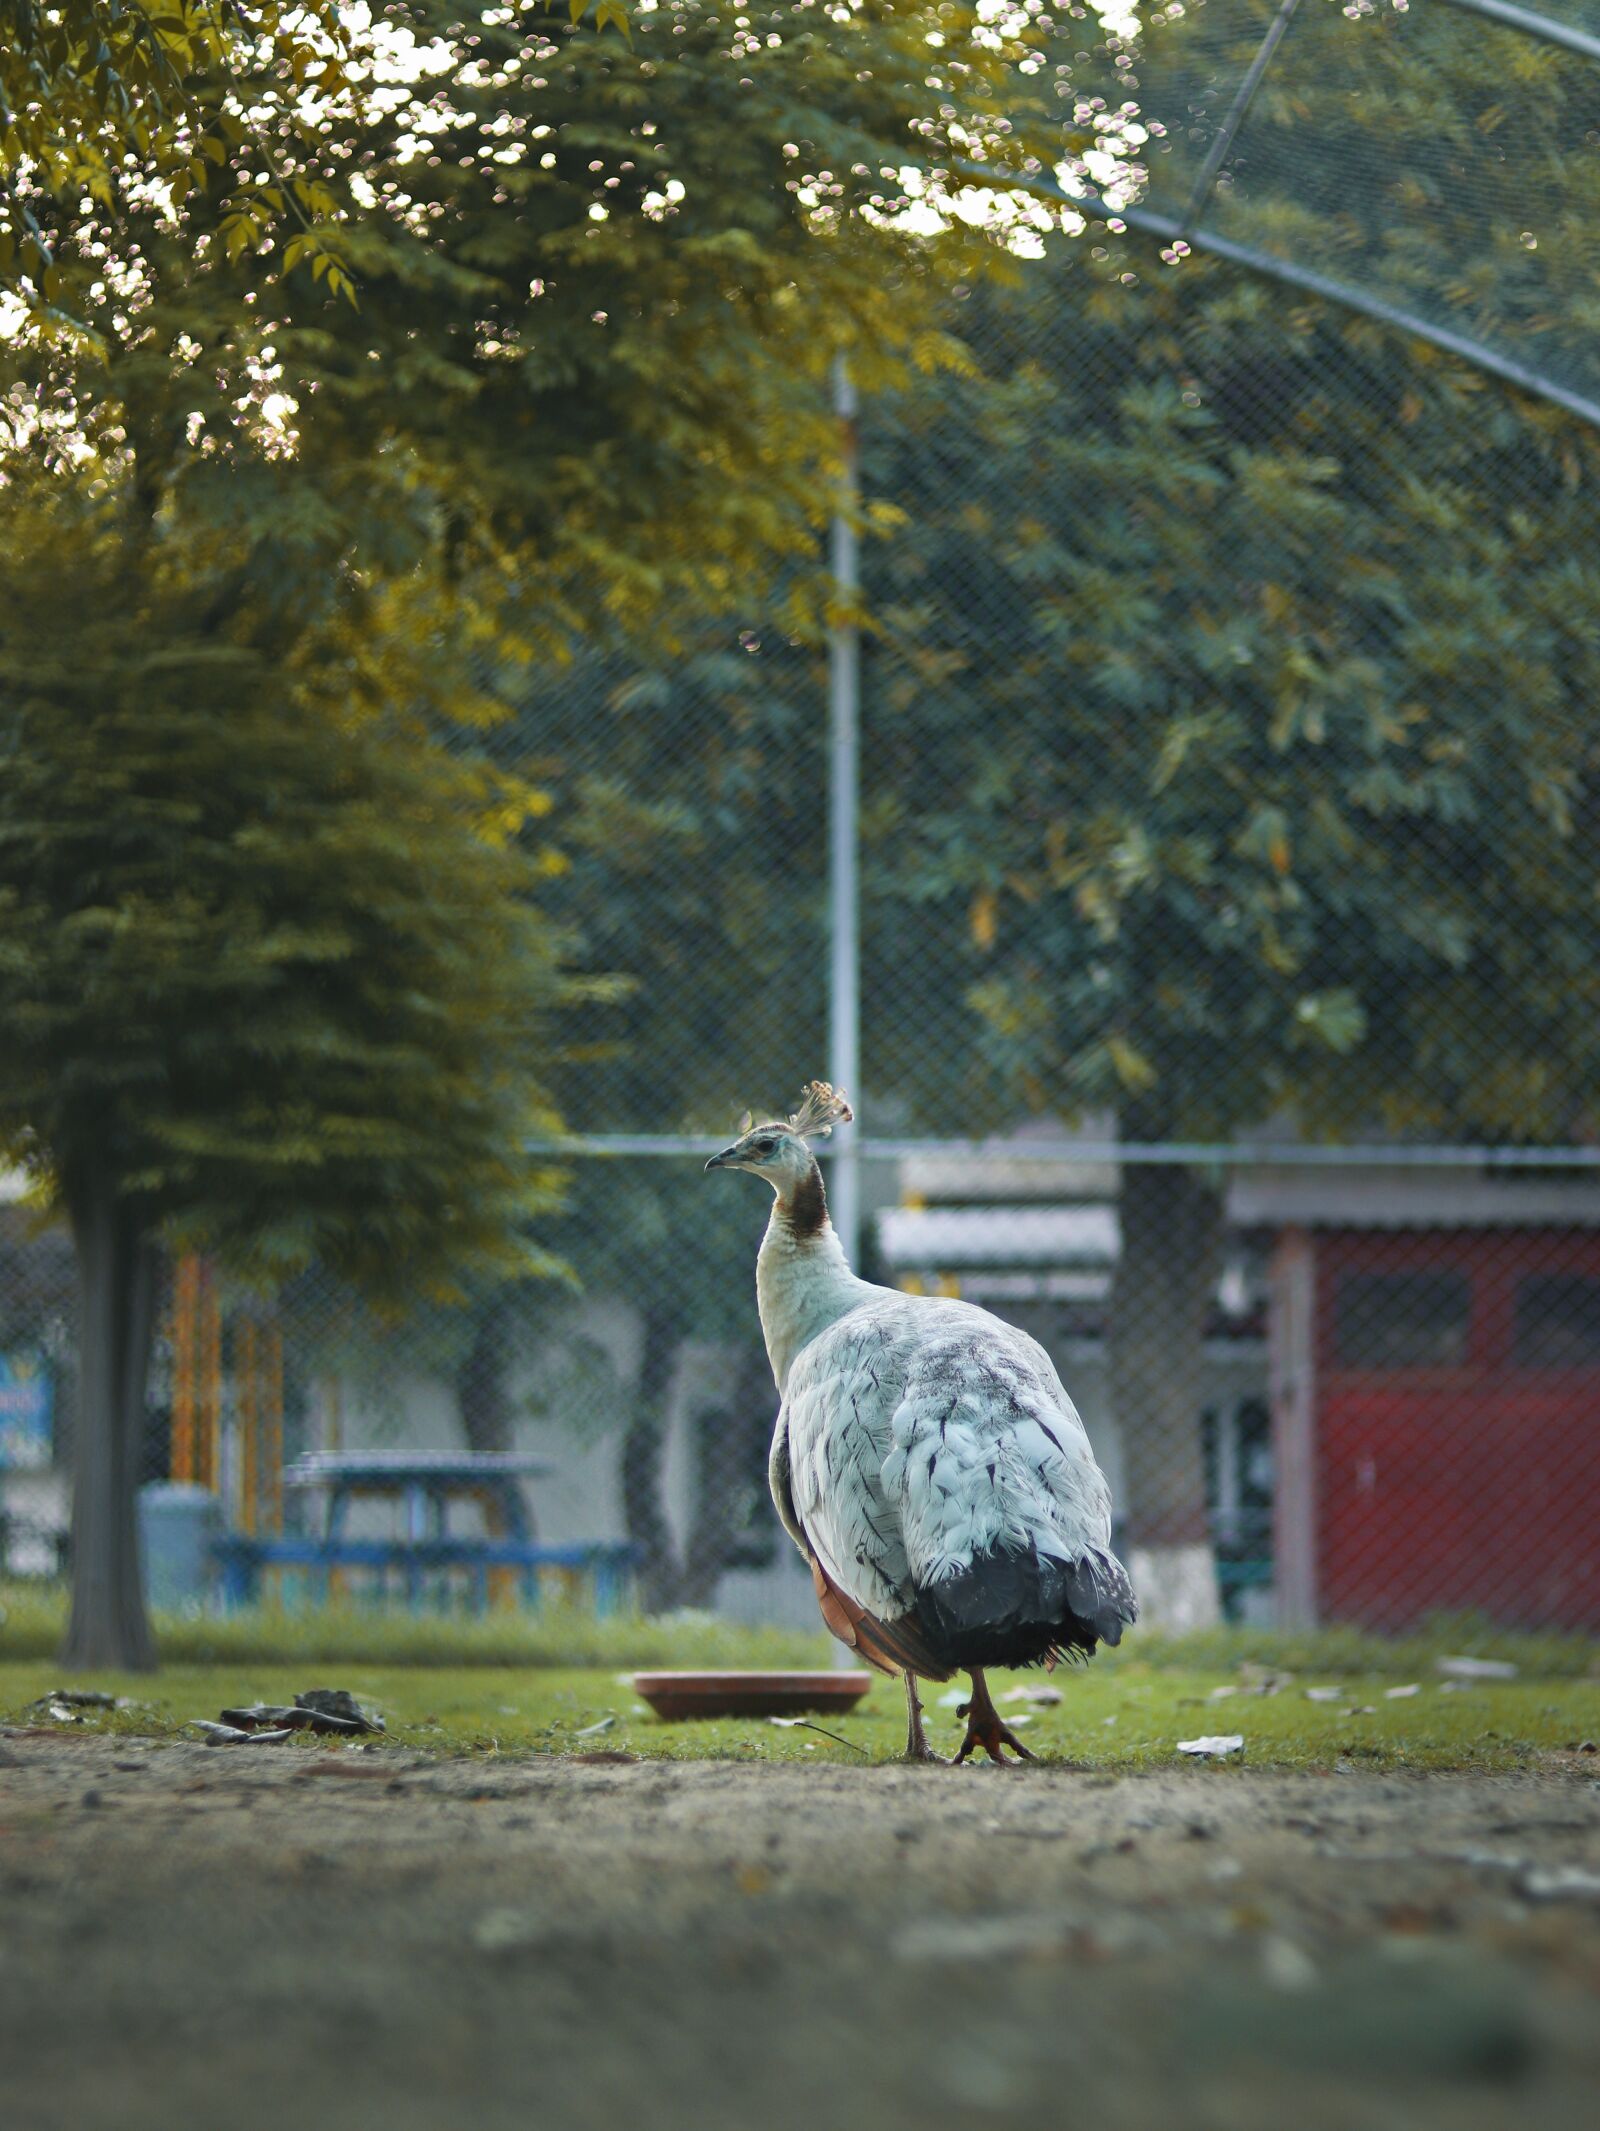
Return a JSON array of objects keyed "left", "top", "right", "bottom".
[{"left": 3, "top": 1651, "right": 1595, "bottom": 1772}]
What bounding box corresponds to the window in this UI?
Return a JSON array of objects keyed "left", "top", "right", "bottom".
[
  {"left": 1333, "top": 1270, "right": 1472, "bottom": 1369},
  {"left": 1513, "top": 1273, "right": 1600, "bottom": 1370}
]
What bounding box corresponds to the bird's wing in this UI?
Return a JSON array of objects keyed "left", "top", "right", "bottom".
[
  {"left": 785, "top": 1293, "right": 1133, "bottom": 1663},
  {"left": 797, "top": 1293, "right": 1127, "bottom": 1594},
  {"left": 783, "top": 1315, "right": 913, "bottom": 1619},
  {"left": 782, "top": 1313, "right": 954, "bottom": 1677},
  {"left": 876, "top": 1302, "right": 1112, "bottom": 1571}
]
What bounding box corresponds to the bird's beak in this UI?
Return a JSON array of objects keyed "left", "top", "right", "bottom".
[{"left": 704, "top": 1145, "right": 740, "bottom": 1173}]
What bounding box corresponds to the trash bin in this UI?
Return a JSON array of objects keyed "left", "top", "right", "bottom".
[{"left": 139, "top": 1482, "right": 223, "bottom": 1612}]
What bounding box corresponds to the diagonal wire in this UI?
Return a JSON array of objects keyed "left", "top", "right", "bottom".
[{"left": 1181, "top": 0, "right": 1306, "bottom": 233}]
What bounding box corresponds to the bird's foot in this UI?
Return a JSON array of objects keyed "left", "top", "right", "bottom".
[
  {"left": 902, "top": 1736, "right": 948, "bottom": 1765},
  {"left": 952, "top": 1699, "right": 1037, "bottom": 1766}
]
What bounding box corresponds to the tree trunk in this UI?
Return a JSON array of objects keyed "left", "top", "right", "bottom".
[
  {"left": 60, "top": 1175, "right": 160, "bottom": 1672},
  {"left": 1108, "top": 1157, "right": 1225, "bottom": 1631},
  {"left": 621, "top": 1300, "right": 683, "bottom": 1613},
  {"left": 679, "top": 1343, "right": 775, "bottom": 1608},
  {"left": 456, "top": 1294, "right": 516, "bottom": 1456}
]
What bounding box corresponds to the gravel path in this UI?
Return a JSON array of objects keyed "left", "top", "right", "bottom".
[{"left": 3, "top": 1733, "right": 1598, "bottom": 2130}]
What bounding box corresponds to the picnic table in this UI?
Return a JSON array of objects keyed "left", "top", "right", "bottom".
[
  {"left": 283, "top": 1448, "right": 554, "bottom": 1544},
  {"left": 213, "top": 1450, "right": 634, "bottom": 1614}
]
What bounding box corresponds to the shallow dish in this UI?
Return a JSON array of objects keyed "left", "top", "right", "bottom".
[{"left": 632, "top": 1670, "right": 873, "bottom": 1721}]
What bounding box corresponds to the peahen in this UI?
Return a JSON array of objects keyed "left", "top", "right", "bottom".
[{"left": 706, "top": 1081, "right": 1136, "bottom": 1763}]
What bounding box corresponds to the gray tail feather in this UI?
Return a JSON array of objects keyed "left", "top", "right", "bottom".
[{"left": 913, "top": 1542, "right": 1138, "bottom": 1670}]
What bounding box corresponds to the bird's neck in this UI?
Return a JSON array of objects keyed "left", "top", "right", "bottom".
[{"left": 757, "top": 1159, "right": 867, "bottom": 1394}]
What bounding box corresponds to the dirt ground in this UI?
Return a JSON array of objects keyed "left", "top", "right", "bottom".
[{"left": 2, "top": 1733, "right": 1598, "bottom": 2131}]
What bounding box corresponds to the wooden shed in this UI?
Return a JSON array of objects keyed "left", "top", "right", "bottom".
[{"left": 1265, "top": 1188, "right": 1600, "bottom": 1633}]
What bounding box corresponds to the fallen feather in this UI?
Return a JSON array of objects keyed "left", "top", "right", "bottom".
[
  {"left": 1206, "top": 1685, "right": 1238, "bottom": 1702},
  {"left": 1385, "top": 1684, "right": 1421, "bottom": 1699},
  {"left": 1001, "top": 1685, "right": 1063, "bottom": 1707},
  {"left": 574, "top": 1715, "right": 616, "bottom": 1738},
  {"left": 768, "top": 1716, "right": 867, "bottom": 1755},
  {"left": 1176, "top": 1734, "right": 1243, "bottom": 1758},
  {"left": 1304, "top": 1687, "right": 1345, "bottom": 1704},
  {"left": 936, "top": 1689, "right": 968, "bottom": 1709},
  {"left": 1437, "top": 1656, "right": 1517, "bottom": 1681}
]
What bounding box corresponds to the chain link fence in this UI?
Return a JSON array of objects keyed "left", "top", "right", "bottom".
[{"left": 4, "top": 0, "right": 1600, "bottom": 1645}]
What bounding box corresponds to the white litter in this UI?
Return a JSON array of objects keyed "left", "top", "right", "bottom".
[
  {"left": 1001, "top": 1685, "right": 1063, "bottom": 1707},
  {"left": 1261, "top": 1936, "right": 1319, "bottom": 1993},
  {"left": 937, "top": 1689, "right": 968, "bottom": 1709},
  {"left": 1385, "top": 1684, "right": 1421, "bottom": 1699},
  {"left": 1437, "top": 1656, "right": 1518, "bottom": 1681},
  {"left": 1176, "top": 1734, "right": 1244, "bottom": 1758},
  {"left": 1304, "top": 1687, "right": 1345, "bottom": 1703},
  {"left": 1518, "top": 1866, "right": 1600, "bottom": 1902}
]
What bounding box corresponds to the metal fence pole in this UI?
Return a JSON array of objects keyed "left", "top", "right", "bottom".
[{"left": 828, "top": 354, "right": 861, "bottom": 1267}]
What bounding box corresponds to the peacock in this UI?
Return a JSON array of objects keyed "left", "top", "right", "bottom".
[{"left": 706, "top": 1081, "right": 1136, "bottom": 1763}]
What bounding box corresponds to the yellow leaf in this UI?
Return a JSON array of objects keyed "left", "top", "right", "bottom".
[{"left": 970, "top": 886, "right": 998, "bottom": 951}]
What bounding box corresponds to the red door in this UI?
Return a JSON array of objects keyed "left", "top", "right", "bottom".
[{"left": 1316, "top": 1229, "right": 1600, "bottom": 1630}]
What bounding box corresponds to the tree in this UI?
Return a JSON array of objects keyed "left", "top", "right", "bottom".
[
  {"left": 0, "top": 3, "right": 627, "bottom": 315},
  {"left": 1, "top": 1, "right": 1055, "bottom": 1634},
  {"left": 0, "top": 482, "right": 578, "bottom": 1668},
  {"left": 860, "top": 246, "right": 1600, "bottom": 1621}
]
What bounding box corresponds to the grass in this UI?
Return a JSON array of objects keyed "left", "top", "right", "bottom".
[
  {"left": 4, "top": 1578, "right": 1594, "bottom": 1771},
  {"left": 4, "top": 1580, "right": 1594, "bottom": 1680},
  {"left": 2, "top": 1650, "right": 1596, "bottom": 1773}
]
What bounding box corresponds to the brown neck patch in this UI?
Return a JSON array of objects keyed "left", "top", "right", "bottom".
[{"left": 781, "top": 1162, "right": 829, "bottom": 1242}]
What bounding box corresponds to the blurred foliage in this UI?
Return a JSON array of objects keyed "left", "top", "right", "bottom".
[
  {"left": 865, "top": 253, "right": 1600, "bottom": 1150},
  {"left": 0, "top": 1, "right": 629, "bottom": 318},
  {"left": 0, "top": 478, "right": 583, "bottom": 1303}
]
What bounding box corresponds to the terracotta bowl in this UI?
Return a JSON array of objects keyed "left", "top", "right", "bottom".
[{"left": 632, "top": 1670, "right": 874, "bottom": 1721}]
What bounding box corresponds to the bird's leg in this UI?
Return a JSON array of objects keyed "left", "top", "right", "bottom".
[
  {"left": 953, "top": 1666, "right": 1038, "bottom": 1766},
  {"left": 902, "top": 1673, "right": 944, "bottom": 1763}
]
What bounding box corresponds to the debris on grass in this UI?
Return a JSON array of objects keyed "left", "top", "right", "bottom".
[
  {"left": 1438, "top": 1656, "right": 1518, "bottom": 1681},
  {"left": 1177, "top": 1735, "right": 1244, "bottom": 1758},
  {"left": 294, "top": 1688, "right": 385, "bottom": 1732},
  {"left": 1304, "top": 1687, "right": 1345, "bottom": 1703},
  {"left": 573, "top": 1715, "right": 616, "bottom": 1737},
  {"left": 1261, "top": 1936, "right": 1319, "bottom": 1993},
  {"left": 1001, "top": 1685, "right": 1063, "bottom": 1707},
  {"left": 767, "top": 1716, "right": 867, "bottom": 1755},
  {"left": 1236, "top": 1663, "right": 1293, "bottom": 1695},
  {"left": 27, "top": 1689, "right": 144, "bottom": 1723},
  {"left": 191, "top": 1687, "right": 385, "bottom": 1745},
  {"left": 1518, "top": 1866, "right": 1600, "bottom": 1902},
  {"left": 1385, "top": 1684, "right": 1421, "bottom": 1699}
]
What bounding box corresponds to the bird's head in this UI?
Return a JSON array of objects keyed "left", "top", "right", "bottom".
[{"left": 704, "top": 1080, "right": 853, "bottom": 1190}]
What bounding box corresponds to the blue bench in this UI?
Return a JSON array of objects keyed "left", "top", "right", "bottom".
[{"left": 213, "top": 1534, "right": 635, "bottom": 1615}]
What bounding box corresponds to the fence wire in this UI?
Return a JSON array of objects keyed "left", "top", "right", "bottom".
[{"left": 4, "top": 0, "right": 1600, "bottom": 1646}]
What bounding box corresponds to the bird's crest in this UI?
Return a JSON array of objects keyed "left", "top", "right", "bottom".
[{"left": 787, "top": 1080, "right": 854, "bottom": 1141}]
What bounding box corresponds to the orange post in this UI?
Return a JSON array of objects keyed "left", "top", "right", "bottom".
[
  {"left": 170, "top": 1255, "right": 199, "bottom": 1483},
  {"left": 197, "top": 1259, "right": 222, "bottom": 1493},
  {"left": 238, "top": 1319, "right": 259, "bottom": 1536},
  {"left": 262, "top": 1325, "right": 284, "bottom": 1538}
]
